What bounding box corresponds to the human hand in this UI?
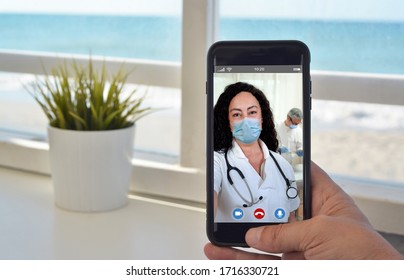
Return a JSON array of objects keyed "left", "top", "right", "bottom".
[
  {"left": 296, "top": 149, "right": 303, "bottom": 157},
  {"left": 204, "top": 162, "right": 403, "bottom": 260},
  {"left": 278, "top": 146, "right": 289, "bottom": 154}
]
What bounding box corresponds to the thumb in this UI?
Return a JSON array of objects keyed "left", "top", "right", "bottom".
[{"left": 245, "top": 220, "right": 314, "bottom": 254}]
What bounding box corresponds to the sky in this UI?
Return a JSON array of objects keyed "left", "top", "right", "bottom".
[
  {"left": 1, "top": 0, "right": 404, "bottom": 22},
  {"left": 0, "top": 0, "right": 182, "bottom": 15},
  {"left": 220, "top": 0, "right": 404, "bottom": 22}
]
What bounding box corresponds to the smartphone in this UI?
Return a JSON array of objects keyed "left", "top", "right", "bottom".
[{"left": 206, "top": 40, "right": 311, "bottom": 246}]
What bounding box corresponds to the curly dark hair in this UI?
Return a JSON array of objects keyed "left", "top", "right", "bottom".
[{"left": 214, "top": 82, "right": 279, "bottom": 152}]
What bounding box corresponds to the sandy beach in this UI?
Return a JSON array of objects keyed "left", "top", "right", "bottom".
[{"left": 312, "top": 130, "right": 404, "bottom": 183}]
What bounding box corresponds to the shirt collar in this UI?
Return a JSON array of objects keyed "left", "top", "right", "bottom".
[{"left": 231, "top": 139, "right": 270, "bottom": 159}]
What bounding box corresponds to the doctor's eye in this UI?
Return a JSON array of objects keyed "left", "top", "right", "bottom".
[
  {"left": 231, "top": 112, "right": 241, "bottom": 118},
  {"left": 248, "top": 110, "right": 258, "bottom": 116}
]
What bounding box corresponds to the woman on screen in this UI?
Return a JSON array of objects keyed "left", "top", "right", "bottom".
[{"left": 213, "top": 82, "right": 299, "bottom": 223}]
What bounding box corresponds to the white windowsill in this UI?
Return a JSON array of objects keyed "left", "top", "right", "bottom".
[
  {"left": 0, "top": 167, "right": 207, "bottom": 260},
  {"left": 1, "top": 164, "right": 403, "bottom": 260},
  {"left": 1, "top": 165, "right": 404, "bottom": 260}
]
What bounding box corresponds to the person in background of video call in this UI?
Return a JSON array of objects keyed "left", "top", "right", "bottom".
[{"left": 276, "top": 108, "right": 304, "bottom": 165}]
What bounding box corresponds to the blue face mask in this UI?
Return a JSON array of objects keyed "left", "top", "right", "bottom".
[
  {"left": 232, "top": 118, "right": 262, "bottom": 144},
  {"left": 288, "top": 116, "right": 299, "bottom": 129}
]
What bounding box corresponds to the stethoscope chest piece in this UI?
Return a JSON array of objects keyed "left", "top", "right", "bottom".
[{"left": 286, "top": 185, "right": 298, "bottom": 199}]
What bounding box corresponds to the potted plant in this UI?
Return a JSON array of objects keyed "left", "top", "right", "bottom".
[{"left": 27, "top": 59, "right": 151, "bottom": 212}]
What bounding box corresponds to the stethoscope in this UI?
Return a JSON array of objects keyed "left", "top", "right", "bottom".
[{"left": 224, "top": 149, "right": 298, "bottom": 208}]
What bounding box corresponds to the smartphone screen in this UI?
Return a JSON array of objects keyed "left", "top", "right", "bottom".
[{"left": 206, "top": 41, "right": 311, "bottom": 246}]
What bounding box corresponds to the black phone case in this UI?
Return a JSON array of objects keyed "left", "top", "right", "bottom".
[{"left": 206, "top": 40, "right": 312, "bottom": 247}]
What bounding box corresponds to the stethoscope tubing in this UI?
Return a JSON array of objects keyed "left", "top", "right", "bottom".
[
  {"left": 224, "top": 148, "right": 298, "bottom": 207},
  {"left": 225, "top": 151, "right": 256, "bottom": 207}
]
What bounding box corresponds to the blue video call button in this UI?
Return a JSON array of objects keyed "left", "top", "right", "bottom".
[{"left": 232, "top": 208, "right": 244, "bottom": 220}]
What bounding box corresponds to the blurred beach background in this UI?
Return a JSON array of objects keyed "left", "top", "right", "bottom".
[{"left": 0, "top": 0, "right": 403, "bottom": 184}]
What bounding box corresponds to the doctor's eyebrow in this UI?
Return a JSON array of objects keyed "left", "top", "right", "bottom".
[
  {"left": 247, "top": 105, "right": 259, "bottom": 111},
  {"left": 229, "top": 105, "right": 259, "bottom": 112}
]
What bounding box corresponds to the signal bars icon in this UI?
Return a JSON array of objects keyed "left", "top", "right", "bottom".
[{"left": 217, "top": 67, "right": 233, "bottom": 72}]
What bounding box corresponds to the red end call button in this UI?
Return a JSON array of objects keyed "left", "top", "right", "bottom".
[{"left": 254, "top": 208, "right": 265, "bottom": 219}]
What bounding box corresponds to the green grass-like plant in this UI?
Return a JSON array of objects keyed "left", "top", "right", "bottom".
[{"left": 27, "top": 59, "right": 151, "bottom": 130}]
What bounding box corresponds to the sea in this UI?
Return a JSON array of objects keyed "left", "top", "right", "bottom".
[{"left": 1, "top": 13, "right": 404, "bottom": 74}]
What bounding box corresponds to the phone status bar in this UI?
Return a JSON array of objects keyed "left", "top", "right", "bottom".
[{"left": 214, "top": 65, "right": 302, "bottom": 73}]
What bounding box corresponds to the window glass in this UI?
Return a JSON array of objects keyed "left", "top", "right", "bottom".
[
  {"left": 220, "top": 0, "right": 404, "bottom": 185},
  {"left": 0, "top": 0, "right": 182, "bottom": 161},
  {"left": 220, "top": 0, "right": 404, "bottom": 75},
  {"left": 0, "top": 73, "right": 47, "bottom": 137},
  {"left": 0, "top": 0, "right": 182, "bottom": 61},
  {"left": 312, "top": 99, "right": 404, "bottom": 184}
]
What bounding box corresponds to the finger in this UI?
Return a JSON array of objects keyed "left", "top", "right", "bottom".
[
  {"left": 203, "top": 243, "right": 280, "bottom": 260},
  {"left": 245, "top": 220, "right": 314, "bottom": 254}
]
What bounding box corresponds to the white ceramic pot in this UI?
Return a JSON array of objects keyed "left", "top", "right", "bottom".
[{"left": 47, "top": 125, "right": 135, "bottom": 212}]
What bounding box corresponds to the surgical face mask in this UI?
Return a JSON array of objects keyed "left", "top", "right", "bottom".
[
  {"left": 289, "top": 124, "right": 298, "bottom": 129},
  {"left": 232, "top": 118, "right": 262, "bottom": 144},
  {"left": 288, "top": 116, "right": 300, "bottom": 129}
]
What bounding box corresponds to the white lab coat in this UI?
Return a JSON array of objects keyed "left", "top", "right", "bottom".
[{"left": 214, "top": 139, "right": 300, "bottom": 222}]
